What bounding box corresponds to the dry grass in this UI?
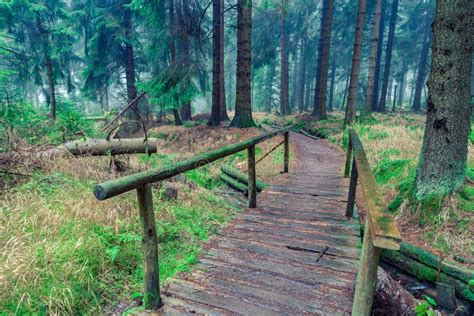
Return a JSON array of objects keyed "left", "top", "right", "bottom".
[
  {"left": 0, "top": 123, "right": 288, "bottom": 313},
  {"left": 309, "top": 112, "right": 473, "bottom": 262}
]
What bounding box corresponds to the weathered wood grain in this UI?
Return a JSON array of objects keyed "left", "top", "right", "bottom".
[{"left": 160, "top": 132, "right": 361, "bottom": 315}]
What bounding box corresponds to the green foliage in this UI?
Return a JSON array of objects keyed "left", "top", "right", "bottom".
[
  {"left": 0, "top": 98, "right": 96, "bottom": 146},
  {"left": 415, "top": 302, "right": 436, "bottom": 316}
]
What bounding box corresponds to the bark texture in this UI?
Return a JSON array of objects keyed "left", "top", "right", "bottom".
[
  {"left": 344, "top": 0, "right": 367, "bottom": 125},
  {"left": 414, "top": 0, "right": 474, "bottom": 200},
  {"left": 230, "top": 0, "right": 255, "bottom": 128},
  {"left": 313, "top": 0, "right": 334, "bottom": 120},
  {"left": 121, "top": 1, "right": 140, "bottom": 135},
  {"left": 373, "top": 267, "right": 417, "bottom": 316},
  {"left": 209, "top": 0, "right": 222, "bottom": 126},
  {"left": 219, "top": 0, "right": 229, "bottom": 121},
  {"left": 371, "top": 0, "right": 386, "bottom": 112},
  {"left": 378, "top": 0, "right": 398, "bottom": 113},
  {"left": 363, "top": 0, "right": 382, "bottom": 116},
  {"left": 412, "top": 11, "right": 432, "bottom": 112}
]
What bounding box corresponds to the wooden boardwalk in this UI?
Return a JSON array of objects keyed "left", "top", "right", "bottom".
[{"left": 160, "top": 132, "right": 362, "bottom": 315}]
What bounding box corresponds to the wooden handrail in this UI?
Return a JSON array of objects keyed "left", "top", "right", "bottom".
[
  {"left": 93, "top": 126, "right": 291, "bottom": 309},
  {"left": 94, "top": 127, "right": 290, "bottom": 200},
  {"left": 347, "top": 129, "right": 401, "bottom": 249},
  {"left": 344, "top": 128, "right": 401, "bottom": 315}
]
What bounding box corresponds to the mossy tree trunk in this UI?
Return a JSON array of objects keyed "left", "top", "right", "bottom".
[
  {"left": 231, "top": 0, "right": 256, "bottom": 128},
  {"left": 344, "top": 0, "right": 367, "bottom": 125},
  {"left": 414, "top": 0, "right": 474, "bottom": 200}
]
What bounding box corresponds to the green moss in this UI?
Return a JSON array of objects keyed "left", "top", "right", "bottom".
[{"left": 373, "top": 158, "right": 411, "bottom": 185}]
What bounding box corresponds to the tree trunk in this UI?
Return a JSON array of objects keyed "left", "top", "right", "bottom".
[
  {"left": 265, "top": 63, "right": 275, "bottom": 112},
  {"left": 279, "top": 0, "right": 289, "bottom": 115},
  {"left": 313, "top": 0, "right": 334, "bottom": 120},
  {"left": 391, "top": 84, "right": 397, "bottom": 112},
  {"left": 371, "top": 0, "right": 386, "bottom": 112},
  {"left": 297, "top": 36, "right": 307, "bottom": 113},
  {"left": 169, "top": 0, "right": 182, "bottom": 126},
  {"left": 397, "top": 61, "right": 407, "bottom": 107},
  {"left": 373, "top": 267, "right": 417, "bottom": 316},
  {"left": 179, "top": 0, "right": 192, "bottom": 121},
  {"left": 414, "top": 0, "right": 474, "bottom": 200},
  {"left": 304, "top": 75, "right": 312, "bottom": 112},
  {"left": 378, "top": 0, "right": 398, "bottom": 113},
  {"left": 328, "top": 58, "right": 336, "bottom": 112},
  {"left": 35, "top": 15, "right": 56, "bottom": 120},
  {"left": 344, "top": 0, "right": 367, "bottom": 125},
  {"left": 341, "top": 71, "right": 350, "bottom": 111},
  {"left": 363, "top": 0, "right": 382, "bottom": 116},
  {"left": 122, "top": 2, "right": 140, "bottom": 135},
  {"left": 412, "top": 11, "right": 432, "bottom": 112},
  {"left": 219, "top": 0, "right": 229, "bottom": 121},
  {"left": 290, "top": 47, "right": 299, "bottom": 111},
  {"left": 209, "top": 0, "right": 222, "bottom": 126},
  {"left": 169, "top": 0, "right": 176, "bottom": 62},
  {"left": 230, "top": 0, "right": 255, "bottom": 128}
]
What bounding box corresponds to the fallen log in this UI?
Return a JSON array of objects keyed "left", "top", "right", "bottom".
[
  {"left": 219, "top": 173, "right": 248, "bottom": 194},
  {"left": 220, "top": 164, "right": 267, "bottom": 191},
  {"left": 0, "top": 138, "right": 158, "bottom": 166},
  {"left": 397, "top": 241, "right": 473, "bottom": 284},
  {"left": 373, "top": 267, "right": 417, "bottom": 316},
  {"left": 381, "top": 249, "right": 473, "bottom": 301}
]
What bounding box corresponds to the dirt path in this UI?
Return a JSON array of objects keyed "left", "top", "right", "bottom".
[{"left": 160, "top": 131, "right": 360, "bottom": 315}]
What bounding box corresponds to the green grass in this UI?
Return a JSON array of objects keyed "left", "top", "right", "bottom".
[{"left": 0, "top": 152, "right": 240, "bottom": 314}]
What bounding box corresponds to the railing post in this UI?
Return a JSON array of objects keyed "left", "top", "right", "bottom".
[
  {"left": 346, "top": 158, "right": 358, "bottom": 218},
  {"left": 344, "top": 133, "right": 353, "bottom": 177},
  {"left": 136, "top": 184, "right": 161, "bottom": 309},
  {"left": 352, "top": 218, "right": 382, "bottom": 315},
  {"left": 247, "top": 145, "right": 257, "bottom": 208},
  {"left": 283, "top": 131, "right": 289, "bottom": 173}
]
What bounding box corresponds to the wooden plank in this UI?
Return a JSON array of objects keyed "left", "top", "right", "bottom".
[
  {"left": 165, "top": 280, "right": 281, "bottom": 315},
  {"left": 194, "top": 259, "right": 354, "bottom": 309},
  {"left": 215, "top": 237, "right": 358, "bottom": 273},
  {"left": 205, "top": 248, "right": 355, "bottom": 288}
]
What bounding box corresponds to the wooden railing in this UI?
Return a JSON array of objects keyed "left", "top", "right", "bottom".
[
  {"left": 93, "top": 127, "right": 291, "bottom": 309},
  {"left": 344, "top": 128, "right": 401, "bottom": 315}
]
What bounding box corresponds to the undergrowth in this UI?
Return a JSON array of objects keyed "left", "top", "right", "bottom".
[
  {"left": 307, "top": 112, "right": 473, "bottom": 260},
  {"left": 0, "top": 124, "right": 285, "bottom": 314}
]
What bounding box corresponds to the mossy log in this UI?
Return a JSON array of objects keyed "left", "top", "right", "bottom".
[
  {"left": 50, "top": 138, "right": 158, "bottom": 157},
  {"left": 219, "top": 173, "right": 248, "bottom": 194},
  {"left": 381, "top": 250, "right": 473, "bottom": 302},
  {"left": 220, "top": 164, "right": 267, "bottom": 191},
  {"left": 0, "top": 139, "right": 158, "bottom": 168},
  {"left": 398, "top": 241, "right": 473, "bottom": 284}
]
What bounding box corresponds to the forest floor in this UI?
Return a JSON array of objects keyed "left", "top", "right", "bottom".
[
  {"left": 0, "top": 121, "right": 288, "bottom": 314},
  {"left": 1, "top": 112, "right": 472, "bottom": 314}
]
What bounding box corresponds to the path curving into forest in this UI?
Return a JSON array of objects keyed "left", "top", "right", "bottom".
[{"left": 160, "top": 132, "right": 361, "bottom": 315}]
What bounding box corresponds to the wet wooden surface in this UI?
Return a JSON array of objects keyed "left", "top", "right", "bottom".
[{"left": 160, "top": 132, "right": 361, "bottom": 315}]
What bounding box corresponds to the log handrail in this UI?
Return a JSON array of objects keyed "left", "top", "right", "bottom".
[
  {"left": 93, "top": 126, "right": 291, "bottom": 309},
  {"left": 344, "top": 128, "right": 401, "bottom": 315},
  {"left": 94, "top": 127, "right": 290, "bottom": 200}
]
